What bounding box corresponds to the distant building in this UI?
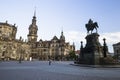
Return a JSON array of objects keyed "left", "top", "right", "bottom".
[
  {"left": 27, "top": 13, "right": 75, "bottom": 60},
  {"left": 113, "top": 42, "right": 120, "bottom": 59},
  {"left": 0, "top": 12, "right": 75, "bottom": 61}
]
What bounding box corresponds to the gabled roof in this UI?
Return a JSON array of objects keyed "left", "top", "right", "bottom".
[{"left": 52, "top": 36, "right": 59, "bottom": 40}]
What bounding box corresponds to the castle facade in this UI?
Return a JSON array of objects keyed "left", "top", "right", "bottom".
[{"left": 0, "top": 13, "right": 75, "bottom": 61}]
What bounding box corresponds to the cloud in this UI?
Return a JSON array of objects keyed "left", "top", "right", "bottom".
[
  {"left": 64, "top": 31, "right": 86, "bottom": 51},
  {"left": 65, "top": 31, "right": 86, "bottom": 43},
  {"left": 100, "top": 32, "right": 120, "bottom": 52},
  {"left": 65, "top": 31, "right": 120, "bottom": 53},
  {"left": 100, "top": 32, "right": 120, "bottom": 44}
]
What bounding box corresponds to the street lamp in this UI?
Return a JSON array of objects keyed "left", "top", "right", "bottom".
[
  {"left": 19, "top": 48, "right": 22, "bottom": 63},
  {"left": 103, "top": 38, "right": 107, "bottom": 57},
  {"left": 19, "top": 40, "right": 23, "bottom": 63}
]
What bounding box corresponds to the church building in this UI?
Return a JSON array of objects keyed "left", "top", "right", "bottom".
[{"left": 0, "top": 12, "right": 75, "bottom": 61}]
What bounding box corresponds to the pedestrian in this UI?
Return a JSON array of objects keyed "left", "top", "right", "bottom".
[
  {"left": 19, "top": 57, "right": 21, "bottom": 63},
  {"left": 49, "top": 59, "right": 52, "bottom": 65}
]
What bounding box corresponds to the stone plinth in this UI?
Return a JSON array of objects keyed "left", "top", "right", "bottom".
[{"left": 80, "top": 33, "right": 103, "bottom": 65}]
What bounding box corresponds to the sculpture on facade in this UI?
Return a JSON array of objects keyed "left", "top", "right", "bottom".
[{"left": 85, "top": 19, "right": 99, "bottom": 34}]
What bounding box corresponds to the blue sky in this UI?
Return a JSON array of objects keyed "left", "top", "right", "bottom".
[{"left": 0, "top": 0, "right": 120, "bottom": 52}]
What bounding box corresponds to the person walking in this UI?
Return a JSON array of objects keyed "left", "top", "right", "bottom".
[{"left": 49, "top": 59, "right": 52, "bottom": 65}]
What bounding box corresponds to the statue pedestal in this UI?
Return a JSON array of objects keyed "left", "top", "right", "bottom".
[{"left": 80, "top": 33, "right": 103, "bottom": 65}]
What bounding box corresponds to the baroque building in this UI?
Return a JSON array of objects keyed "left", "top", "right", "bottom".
[
  {"left": 113, "top": 42, "right": 120, "bottom": 59},
  {"left": 0, "top": 21, "right": 30, "bottom": 61},
  {"left": 0, "top": 12, "right": 75, "bottom": 61},
  {"left": 27, "top": 13, "right": 75, "bottom": 60}
]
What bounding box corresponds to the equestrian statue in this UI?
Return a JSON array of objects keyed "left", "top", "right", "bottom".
[{"left": 85, "top": 19, "right": 99, "bottom": 34}]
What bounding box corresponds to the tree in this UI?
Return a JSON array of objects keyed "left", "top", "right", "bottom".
[{"left": 69, "top": 51, "right": 76, "bottom": 60}]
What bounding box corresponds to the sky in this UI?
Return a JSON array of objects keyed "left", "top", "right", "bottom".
[{"left": 0, "top": 0, "right": 120, "bottom": 53}]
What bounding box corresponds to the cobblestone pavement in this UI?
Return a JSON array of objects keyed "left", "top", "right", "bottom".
[{"left": 0, "top": 61, "right": 120, "bottom": 80}]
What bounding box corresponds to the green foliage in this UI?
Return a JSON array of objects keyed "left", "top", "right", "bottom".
[{"left": 69, "top": 51, "right": 76, "bottom": 60}]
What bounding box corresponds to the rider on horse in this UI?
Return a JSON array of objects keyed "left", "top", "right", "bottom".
[{"left": 85, "top": 19, "right": 99, "bottom": 34}]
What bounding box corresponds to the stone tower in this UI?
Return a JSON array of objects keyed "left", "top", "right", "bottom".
[
  {"left": 59, "top": 31, "right": 65, "bottom": 57},
  {"left": 27, "top": 11, "right": 38, "bottom": 43},
  {"left": 60, "top": 30, "right": 65, "bottom": 43}
]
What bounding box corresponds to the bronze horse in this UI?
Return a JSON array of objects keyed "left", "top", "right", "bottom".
[{"left": 85, "top": 19, "right": 99, "bottom": 34}]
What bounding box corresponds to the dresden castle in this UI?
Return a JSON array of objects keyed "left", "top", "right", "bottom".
[{"left": 0, "top": 12, "right": 75, "bottom": 61}]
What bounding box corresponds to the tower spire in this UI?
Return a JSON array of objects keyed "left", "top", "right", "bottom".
[
  {"left": 32, "top": 7, "right": 37, "bottom": 25},
  {"left": 61, "top": 26, "right": 63, "bottom": 36},
  {"left": 34, "top": 7, "right": 36, "bottom": 17},
  {"left": 27, "top": 8, "right": 38, "bottom": 43},
  {"left": 60, "top": 26, "right": 65, "bottom": 42}
]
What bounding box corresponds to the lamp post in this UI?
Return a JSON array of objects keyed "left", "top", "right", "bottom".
[
  {"left": 19, "top": 48, "right": 22, "bottom": 63},
  {"left": 19, "top": 40, "right": 23, "bottom": 63},
  {"left": 103, "top": 38, "right": 107, "bottom": 57}
]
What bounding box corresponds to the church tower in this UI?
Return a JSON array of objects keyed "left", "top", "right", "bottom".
[
  {"left": 27, "top": 11, "right": 38, "bottom": 43},
  {"left": 60, "top": 30, "right": 65, "bottom": 42},
  {"left": 60, "top": 31, "right": 65, "bottom": 53}
]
